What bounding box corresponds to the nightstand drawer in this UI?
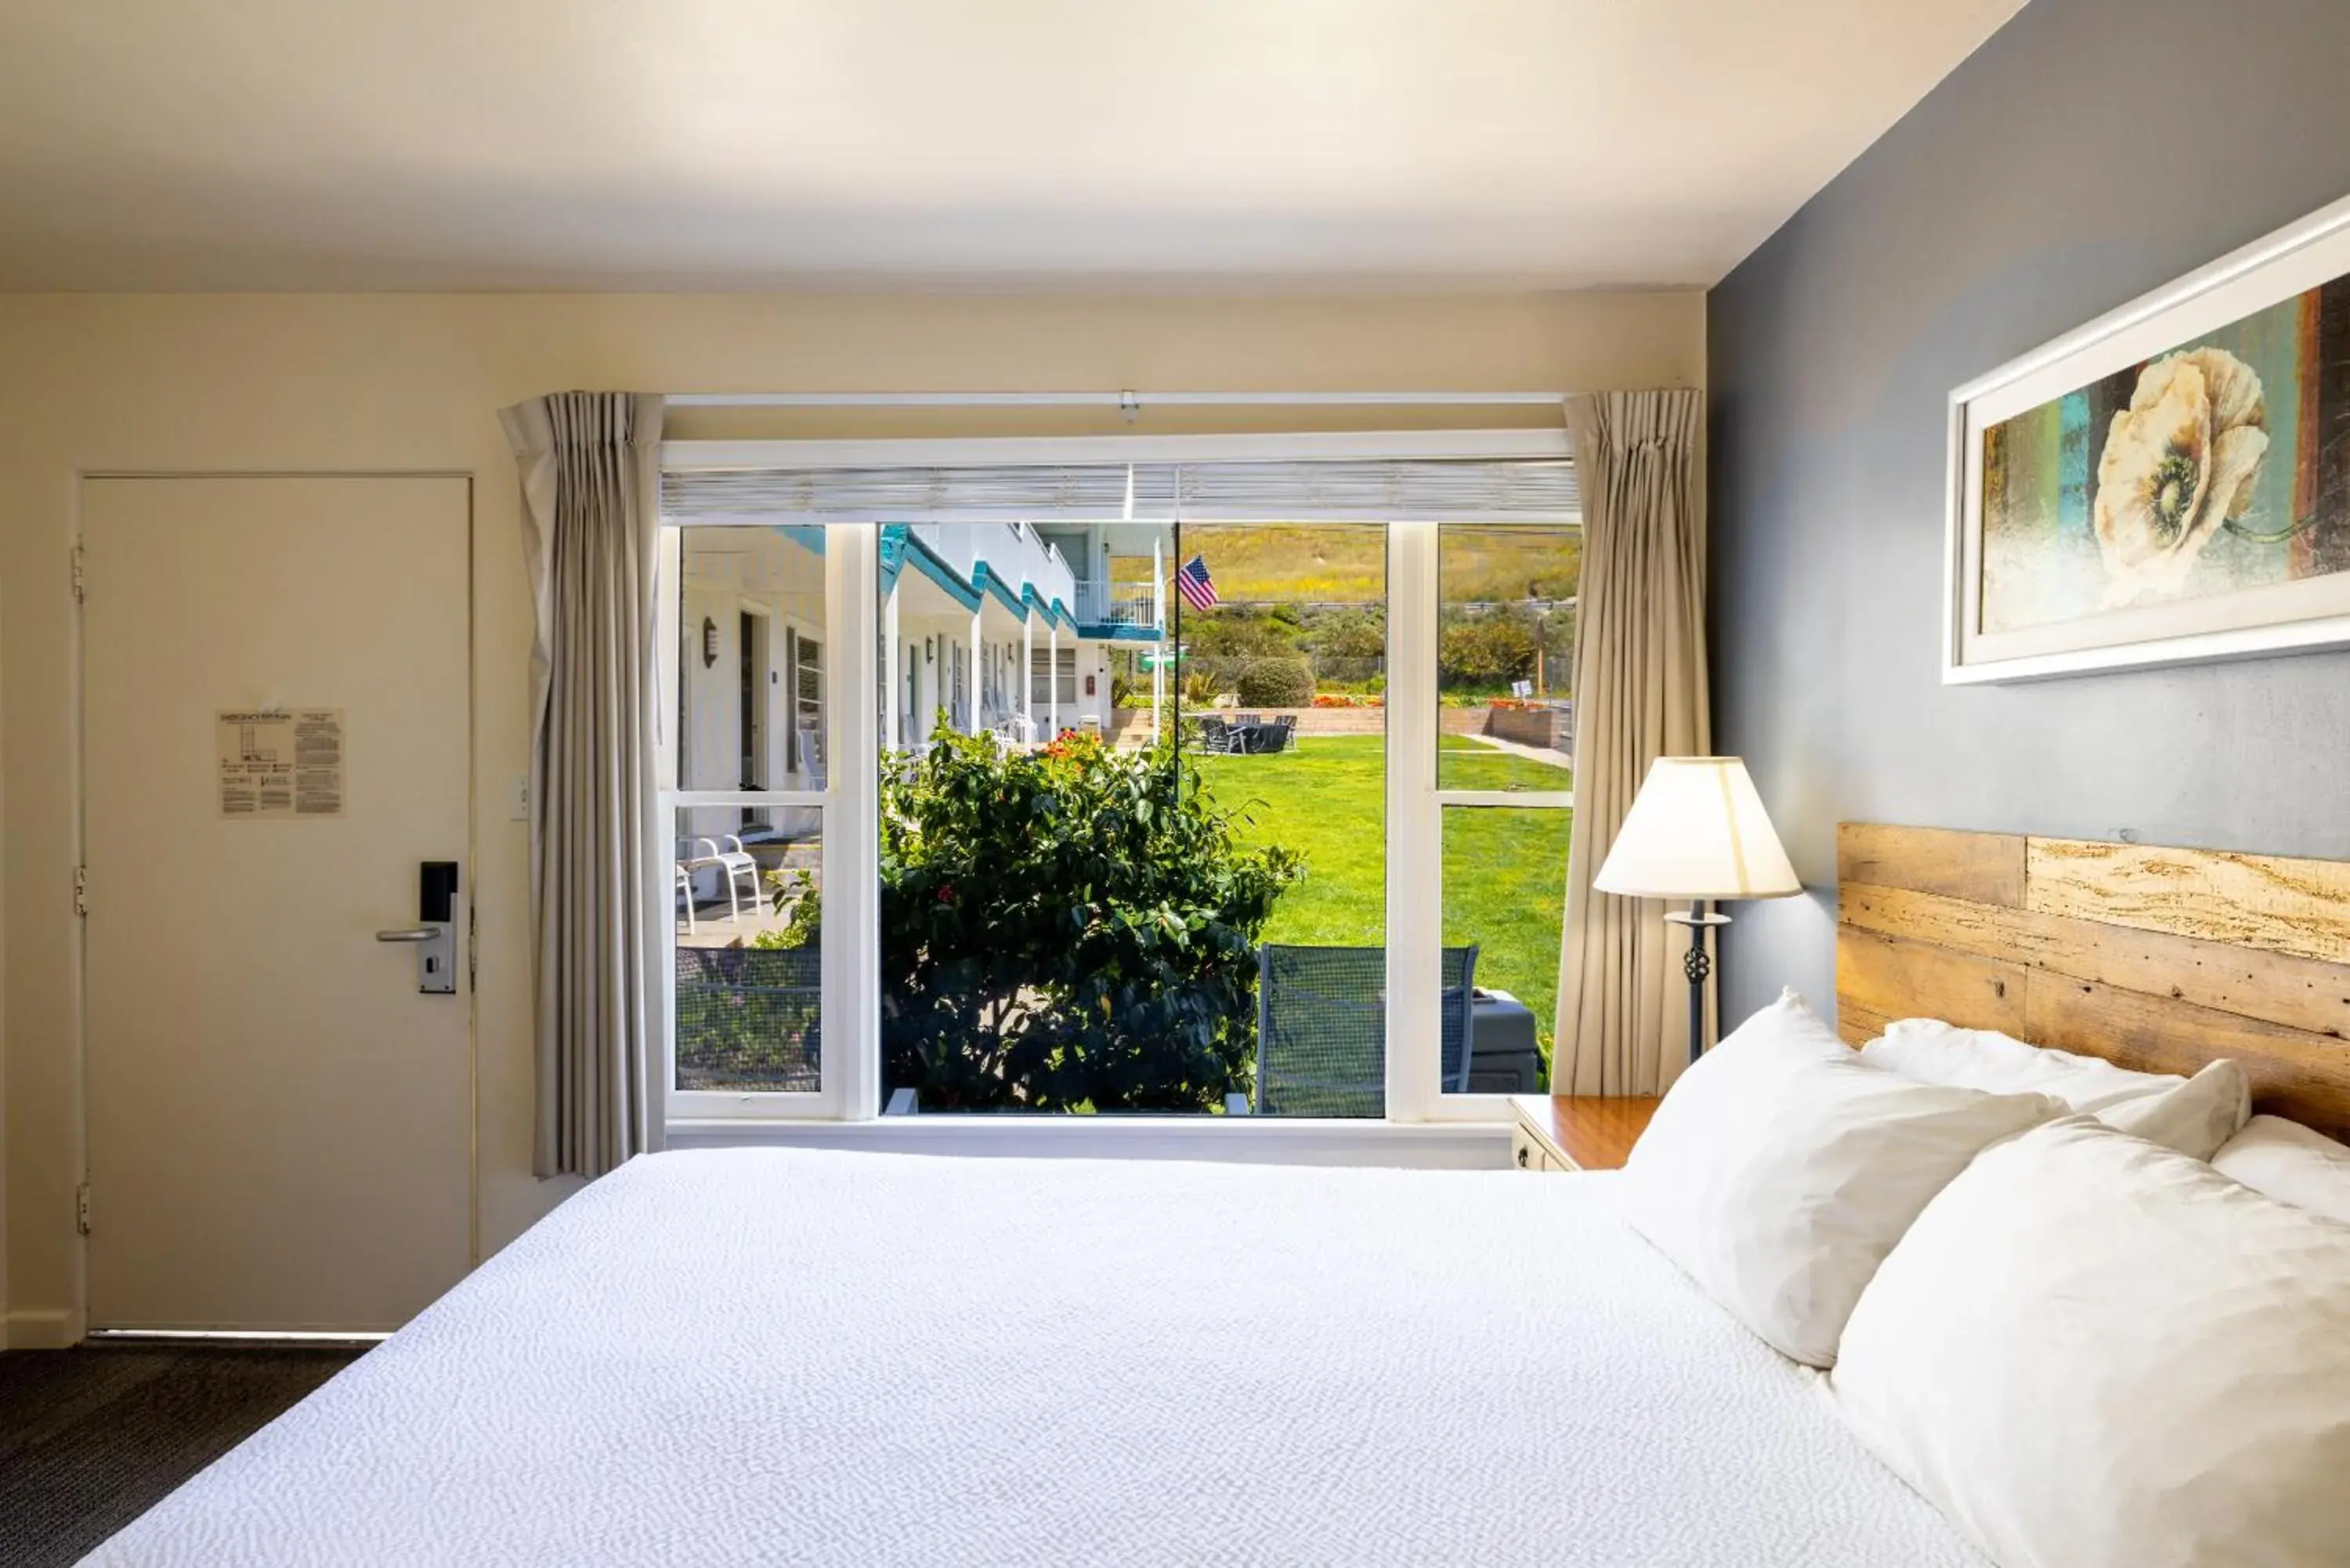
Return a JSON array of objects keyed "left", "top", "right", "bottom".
[{"left": 1510, "top": 1094, "right": 1660, "bottom": 1173}]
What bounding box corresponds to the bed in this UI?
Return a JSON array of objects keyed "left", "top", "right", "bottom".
[
  {"left": 88, "top": 1149, "right": 1987, "bottom": 1566},
  {"left": 87, "top": 822, "right": 2350, "bottom": 1566}
]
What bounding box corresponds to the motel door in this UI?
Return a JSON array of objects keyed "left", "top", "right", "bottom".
[{"left": 81, "top": 475, "right": 473, "bottom": 1332}]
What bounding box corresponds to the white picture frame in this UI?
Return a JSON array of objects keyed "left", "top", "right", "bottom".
[{"left": 1944, "top": 189, "right": 2350, "bottom": 684}]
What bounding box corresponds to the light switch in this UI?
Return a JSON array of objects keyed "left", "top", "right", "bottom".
[{"left": 508, "top": 772, "right": 530, "bottom": 822}]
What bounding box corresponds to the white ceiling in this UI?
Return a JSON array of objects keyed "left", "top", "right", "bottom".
[{"left": 0, "top": 0, "right": 2026, "bottom": 292}]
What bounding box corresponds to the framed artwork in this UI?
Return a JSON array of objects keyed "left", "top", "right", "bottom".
[{"left": 1946, "top": 192, "right": 2350, "bottom": 682}]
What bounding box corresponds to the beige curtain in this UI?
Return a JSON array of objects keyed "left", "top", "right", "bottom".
[
  {"left": 500, "top": 392, "right": 666, "bottom": 1178},
  {"left": 1553, "top": 389, "right": 1710, "bottom": 1096}
]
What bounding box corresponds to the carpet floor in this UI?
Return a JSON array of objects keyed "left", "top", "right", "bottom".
[{"left": 0, "top": 1344, "right": 360, "bottom": 1567}]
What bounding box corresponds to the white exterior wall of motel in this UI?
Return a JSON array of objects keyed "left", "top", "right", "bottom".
[
  {"left": 682, "top": 522, "right": 1090, "bottom": 799},
  {"left": 912, "top": 522, "right": 1079, "bottom": 620},
  {"left": 678, "top": 529, "right": 826, "bottom": 791},
  {"left": 0, "top": 289, "right": 1702, "bottom": 1344}
]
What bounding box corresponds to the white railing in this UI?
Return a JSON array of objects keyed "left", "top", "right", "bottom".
[{"left": 1072, "top": 576, "right": 1159, "bottom": 627}]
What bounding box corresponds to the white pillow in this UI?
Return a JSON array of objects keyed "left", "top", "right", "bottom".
[
  {"left": 2099, "top": 1058, "right": 2252, "bottom": 1160},
  {"left": 1621, "top": 988, "right": 2063, "bottom": 1367},
  {"left": 1861, "top": 1017, "right": 2251, "bottom": 1158},
  {"left": 1828, "top": 1118, "right": 2350, "bottom": 1568},
  {"left": 1860, "top": 1017, "right": 2181, "bottom": 1112},
  {"left": 2213, "top": 1115, "right": 2350, "bottom": 1223}
]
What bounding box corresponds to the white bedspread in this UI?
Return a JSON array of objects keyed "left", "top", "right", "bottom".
[{"left": 89, "top": 1148, "right": 1986, "bottom": 1566}]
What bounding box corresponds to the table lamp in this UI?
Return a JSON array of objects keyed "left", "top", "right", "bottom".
[{"left": 1592, "top": 757, "right": 1800, "bottom": 1065}]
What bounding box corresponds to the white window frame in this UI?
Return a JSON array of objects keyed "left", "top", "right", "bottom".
[
  {"left": 1032, "top": 645, "right": 1079, "bottom": 708},
  {"left": 789, "top": 627, "right": 823, "bottom": 778},
  {"left": 658, "top": 524, "right": 880, "bottom": 1123},
  {"left": 656, "top": 429, "right": 1571, "bottom": 1129},
  {"left": 1391, "top": 522, "right": 1580, "bottom": 1125}
]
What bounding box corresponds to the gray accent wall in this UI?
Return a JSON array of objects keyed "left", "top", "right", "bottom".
[{"left": 1706, "top": 0, "right": 2350, "bottom": 1025}]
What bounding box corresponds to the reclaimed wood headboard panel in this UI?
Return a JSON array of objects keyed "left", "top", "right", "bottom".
[{"left": 1835, "top": 822, "right": 2350, "bottom": 1137}]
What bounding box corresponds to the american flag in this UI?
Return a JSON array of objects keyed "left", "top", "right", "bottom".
[{"left": 1175, "top": 554, "right": 1219, "bottom": 612}]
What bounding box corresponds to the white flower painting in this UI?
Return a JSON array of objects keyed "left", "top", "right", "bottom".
[
  {"left": 1973, "top": 280, "right": 2350, "bottom": 645},
  {"left": 1952, "top": 197, "right": 2350, "bottom": 681},
  {"left": 2091, "top": 348, "right": 2269, "bottom": 608}
]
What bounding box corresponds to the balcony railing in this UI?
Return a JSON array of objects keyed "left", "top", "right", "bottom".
[{"left": 1073, "top": 576, "right": 1160, "bottom": 628}]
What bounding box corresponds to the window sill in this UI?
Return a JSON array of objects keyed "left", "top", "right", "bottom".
[{"left": 664, "top": 1114, "right": 1512, "bottom": 1169}]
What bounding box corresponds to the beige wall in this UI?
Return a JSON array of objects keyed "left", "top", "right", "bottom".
[{"left": 0, "top": 288, "right": 1704, "bottom": 1342}]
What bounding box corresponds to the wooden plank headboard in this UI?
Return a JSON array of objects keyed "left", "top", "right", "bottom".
[{"left": 1835, "top": 822, "right": 2350, "bottom": 1137}]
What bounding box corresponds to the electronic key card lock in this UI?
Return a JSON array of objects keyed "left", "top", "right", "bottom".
[{"left": 376, "top": 861, "right": 461, "bottom": 995}]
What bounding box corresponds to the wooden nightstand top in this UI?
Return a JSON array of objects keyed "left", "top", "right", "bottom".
[{"left": 1510, "top": 1094, "right": 1661, "bottom": 1172}]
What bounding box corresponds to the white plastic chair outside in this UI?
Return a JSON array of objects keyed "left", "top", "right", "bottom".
[{"left": 682, "top": 835, "right": 762, "bottom": 925}]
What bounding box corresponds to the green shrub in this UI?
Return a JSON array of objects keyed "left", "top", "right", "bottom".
[
  {"left": 749, "top": 867, "right": 820, "bottom": 949},
  {"left": 1309, "top": 609, "right": 1386, "bottom": 661},
  {"left": 1439, "top": 609, "right": 1541, "bottom": 687},
  {"left": 1186, "top": 609, "right": 1296, "bottom": 659},
  {"left": 879, "top": 729, "right": 1301, "bottom": 1111},
  {"left": 1234, "top": 656, "right": 1314, "bottom": 708}
]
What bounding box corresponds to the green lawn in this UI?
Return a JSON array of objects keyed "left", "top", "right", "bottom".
[{"left": 1190, "top": 735, "right": 1573, "bottom": 1066}]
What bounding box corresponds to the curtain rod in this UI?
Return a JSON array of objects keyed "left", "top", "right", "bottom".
[{"left": 665, "top": 390, "right": 1569, "bottom": 410}]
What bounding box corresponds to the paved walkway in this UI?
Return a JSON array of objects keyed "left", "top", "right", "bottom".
[{"left": 1456, "top": 732, "right": 1574, "bottom": 771}]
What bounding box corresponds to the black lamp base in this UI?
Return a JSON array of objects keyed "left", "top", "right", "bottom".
[{"left": 1662, "top": 905, "right": 1734, "bottom": 1066}]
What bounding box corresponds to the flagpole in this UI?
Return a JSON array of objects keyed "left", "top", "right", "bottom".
[{"left": 1171, "top": 518, "right": 1183, "bottom": 798}]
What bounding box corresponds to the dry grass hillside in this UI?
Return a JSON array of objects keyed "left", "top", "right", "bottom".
[{"left": 1119, "top": 523, "right": 1579, "bottom": 605}]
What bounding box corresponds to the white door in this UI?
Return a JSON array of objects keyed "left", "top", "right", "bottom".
[{"left": 82, "top": 475, "right": 472, "bottom": 1332}]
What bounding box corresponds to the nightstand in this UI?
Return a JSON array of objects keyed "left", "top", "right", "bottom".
[{"left": 1509, "top": 1095, "right": 1660, "bottom": 1172}]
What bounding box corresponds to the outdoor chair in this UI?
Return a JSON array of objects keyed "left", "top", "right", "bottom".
[
  {"left": 1253, "top": 943, "right": 1478, "bottom": 1116},
  {"left": 1198, "top": 717, "right": 1246, "bottom": 755},
  {"left": 1260, "top": 714, "right": 1296, "bottom": 753},
  {"left": 678, "top": 834, "right": 763, "bottom": 926}
]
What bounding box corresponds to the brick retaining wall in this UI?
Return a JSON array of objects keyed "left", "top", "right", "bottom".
[
  {"left": 1111, "top": 702, "right": 1571, "bottom": 748},
  {"left": 1485, "top": 703, "right": 1572, "bottom": 752}
]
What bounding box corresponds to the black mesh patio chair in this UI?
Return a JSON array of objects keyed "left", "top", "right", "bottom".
[
  {"left": 1439, "top": 944, "right": 1480, "bottom": 1091},
  {"left": 1253, "top": 943, "right": 1478, "bottom": 1116},
  {"left": 1198, "top": 717, "right": 1246, "bottom": 756},
  {"left": 1263, "top": 714, "right": 1297, "bottom": 753}
]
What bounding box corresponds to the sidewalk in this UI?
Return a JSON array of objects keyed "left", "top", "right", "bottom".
[{"left": 1454, "top": 732, "right": 1574, "bottom": 771}]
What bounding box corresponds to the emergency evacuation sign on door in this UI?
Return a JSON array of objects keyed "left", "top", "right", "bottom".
[{"left": 216, "top": 708, "right": 345, "bottom": 818}]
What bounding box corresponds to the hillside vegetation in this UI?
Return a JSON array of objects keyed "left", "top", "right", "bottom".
[{"left": 1121, "top": 523, "right": 1579, "bottom": 605}]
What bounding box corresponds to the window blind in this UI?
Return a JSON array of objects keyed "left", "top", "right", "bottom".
[
  {"left": 1173, "top": 458, "right": 1576, "bottom": 522},
  {"left": 662, "top": 457, "right": 1575, "bottom": 525}
]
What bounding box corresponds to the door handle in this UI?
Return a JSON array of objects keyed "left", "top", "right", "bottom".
[{"left": 381, "top": 861, "right": 460, "bottom": 994}]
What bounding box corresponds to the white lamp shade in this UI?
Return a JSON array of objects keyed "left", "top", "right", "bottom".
[{"left": 1592, "top": 757, "right": 1800, "bottom": 901}]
